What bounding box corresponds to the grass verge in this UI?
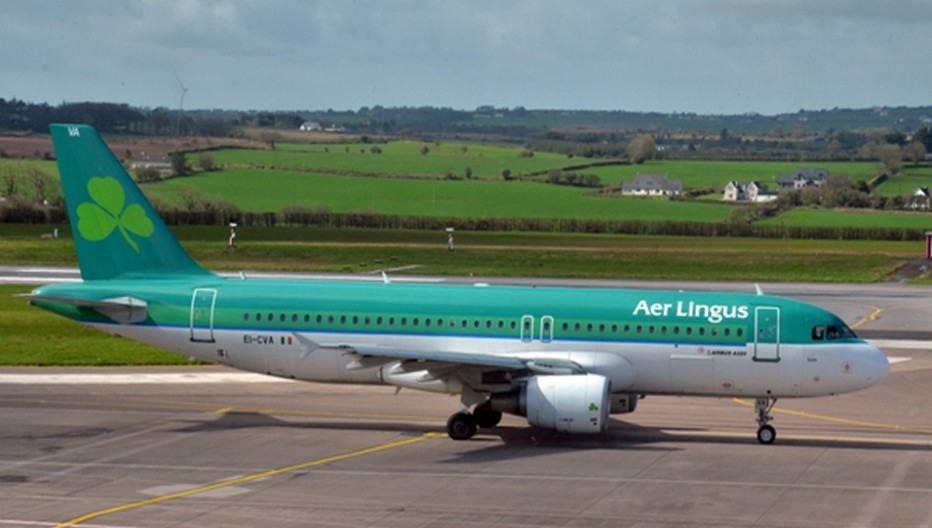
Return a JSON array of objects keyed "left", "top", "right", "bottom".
[{"left": 0, "top": 285, "right": 189, "bottom": 366}]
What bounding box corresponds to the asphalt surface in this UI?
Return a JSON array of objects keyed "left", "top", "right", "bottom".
[
  {"left": 3, "top": 267, "right": 932, "bottom": 527},
  {"left": 1, "top": 354, "right": 931, "bottom": 528}
]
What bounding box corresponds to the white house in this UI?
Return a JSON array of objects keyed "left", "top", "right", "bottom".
[
  {"left": 723, "top": 181, "right": 777, "bottom": 202},
  {"left": 621, "top": 173, "right": 683, "bottom": 196}
]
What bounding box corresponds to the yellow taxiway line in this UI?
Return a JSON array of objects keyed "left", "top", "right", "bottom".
[{"left": 53, "top": 432, "right": 439, "bottom": 528}]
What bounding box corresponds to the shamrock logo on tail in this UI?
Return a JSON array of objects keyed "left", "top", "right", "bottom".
[{"left": 77, "top": 176, "right": 154, "bottom": 252}]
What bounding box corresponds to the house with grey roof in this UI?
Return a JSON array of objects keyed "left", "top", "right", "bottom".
[
  {"left": 775, "top": 168, "right": 828, "bottom": 190},
  {"left": 621, "top": 173, "right": 683, "bottom": 196}
]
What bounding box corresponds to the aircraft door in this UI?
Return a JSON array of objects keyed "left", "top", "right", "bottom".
[
  {"left": 753, "top": 306, "right": 780, "bottom": 361},
  {"left": 190, "top": 288, "right": 217, "bottom": 343}
]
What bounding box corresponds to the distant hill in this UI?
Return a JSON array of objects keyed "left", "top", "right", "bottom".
[{"left": 2, "top": 96, "right": 931, "bottom": 137}]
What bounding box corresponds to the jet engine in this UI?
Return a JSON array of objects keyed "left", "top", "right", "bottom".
[{"left": 489, "top": 374, "right": 610, "bottom": 433}]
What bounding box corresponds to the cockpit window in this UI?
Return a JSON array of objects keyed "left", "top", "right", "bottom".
[
  {"left": 813, "top": 323, "right": 856, "bottom": 341},
  {"left": 826, "top": 325, "right": 856, "bottom": 340},
  {"left": 811, "top": 325, "right": 824, "bottom": 341}
]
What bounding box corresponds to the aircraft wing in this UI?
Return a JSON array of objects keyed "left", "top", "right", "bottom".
[{"left": 294, "top": 333, "right": 586, "bottom": 374}]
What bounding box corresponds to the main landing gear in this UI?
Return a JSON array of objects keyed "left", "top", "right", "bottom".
[
  {"left": 446, "top": 402, "right": 503, "bottom": 440},
  {"left": 755, "top": 397, "right": 777, "bottom": 444}
]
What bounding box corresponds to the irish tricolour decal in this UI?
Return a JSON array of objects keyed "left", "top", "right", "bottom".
[{"left": 77, "top": 176, "right": 154, "bottom": 252}]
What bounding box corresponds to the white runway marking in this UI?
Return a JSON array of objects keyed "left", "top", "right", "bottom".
[{"left": 0, "top": 372, "right": 294, "bottom": 385}]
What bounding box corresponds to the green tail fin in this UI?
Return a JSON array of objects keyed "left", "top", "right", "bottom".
[{"left": 50, "top": 124, "right": 211, "bottom": 281}]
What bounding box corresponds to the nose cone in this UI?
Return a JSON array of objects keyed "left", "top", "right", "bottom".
[{"left": 857, "top": 342, "right": 890, "bottom": 388}]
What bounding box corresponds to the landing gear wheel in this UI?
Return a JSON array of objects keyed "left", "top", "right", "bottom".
[
  {"left": 754, "top": 397, "right": 778, "bottom": 445},
  {"left": 447, "top": 412, "right": 477, "bottom": 440},
  {"left": 472, "top": 402, "right": 502, "bottom": 429},
  {"left": 757, "top": 425, "right": 776, "bottom": 445}
]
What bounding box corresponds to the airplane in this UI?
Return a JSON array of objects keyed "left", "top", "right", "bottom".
[{"left": 26, "top": 124, "right": 890, "bottom": 444}]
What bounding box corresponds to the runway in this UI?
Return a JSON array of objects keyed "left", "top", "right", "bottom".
[
  {"left": 3, "top": 267, "right": 932, "bottom": 526},
  {"left": 2, "top": 349, "right": 932, "bottom": 528}
]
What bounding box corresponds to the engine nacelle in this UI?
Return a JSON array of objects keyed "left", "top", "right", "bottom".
[{"left": 490, "top": 374, "right": 611, "bottom": 434}]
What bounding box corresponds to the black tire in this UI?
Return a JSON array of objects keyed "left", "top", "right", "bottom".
[
  {"left": 757, "top": 425, "right": 776, "bottom": 444},
  {"left": 472, "top": 403, "right": 503, "bottom": 429},
  {"left": 447, "top": 412, "right": 477, "bottom": 440}
]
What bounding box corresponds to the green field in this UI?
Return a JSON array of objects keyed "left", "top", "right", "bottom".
[
  {"left": 764, "top": 208, "right": 932, "bottom": 229},
  {"left": 0, "top": 225, "right": 920, "bottom": 282},
  {"left": 143, "top": 168, "right": 737, "bottom": 221},
  {"left": 873, "top": 166, "right": 932, "bottom": 196},
  {"left": 208, "top": 141, "right": 573, "bottom": 179},
  {"left": 4, "top": 143, "right": 932, "bottom": 230},
  {"left": 0, "top": 284, "right": 187, "bottom": 365}
]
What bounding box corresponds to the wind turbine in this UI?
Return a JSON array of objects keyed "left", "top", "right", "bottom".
[{"left": 173, "top": 71, "right": 189, "bottom": 135}]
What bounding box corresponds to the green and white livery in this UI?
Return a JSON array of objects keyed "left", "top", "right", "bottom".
[{"left": 30, "top": 124, "right": 890, "bottom": 444}]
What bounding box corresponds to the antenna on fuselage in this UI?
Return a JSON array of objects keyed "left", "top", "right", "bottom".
[
  {"left": 381, "top": 271, "right": 391, "bottom": 284},
  {"left": 755, "top": 284, "right": 764, "bottom": 296}
]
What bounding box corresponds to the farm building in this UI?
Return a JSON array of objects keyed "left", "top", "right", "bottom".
[{"left": 621, "top": 173, "right": 683, "bottom": 196}]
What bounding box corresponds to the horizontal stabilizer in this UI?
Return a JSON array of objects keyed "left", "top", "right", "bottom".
[{"left": 24, "top": 294, "right": 148, "bottom": 324}]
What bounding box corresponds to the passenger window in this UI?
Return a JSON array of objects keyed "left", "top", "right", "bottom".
[{"left": 243, "top": 313, "right": 249, "bottom": 321}]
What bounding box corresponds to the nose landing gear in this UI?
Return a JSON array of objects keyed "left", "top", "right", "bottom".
[{"left": 755, "top": 397, "right": 777, "bottom": 444}]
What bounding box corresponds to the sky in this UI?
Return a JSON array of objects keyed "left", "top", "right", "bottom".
[{"left": 2, "top": 0, "right": 930, "bottom": 115}]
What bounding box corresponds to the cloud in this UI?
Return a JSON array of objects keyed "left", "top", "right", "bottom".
[{"left": 2, "top": 0, "right": 930, "bottom": 114}]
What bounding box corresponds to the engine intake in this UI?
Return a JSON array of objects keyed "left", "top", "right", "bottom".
[{"left": 490, "top": 374, "right": 610, "bottom": 434}]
